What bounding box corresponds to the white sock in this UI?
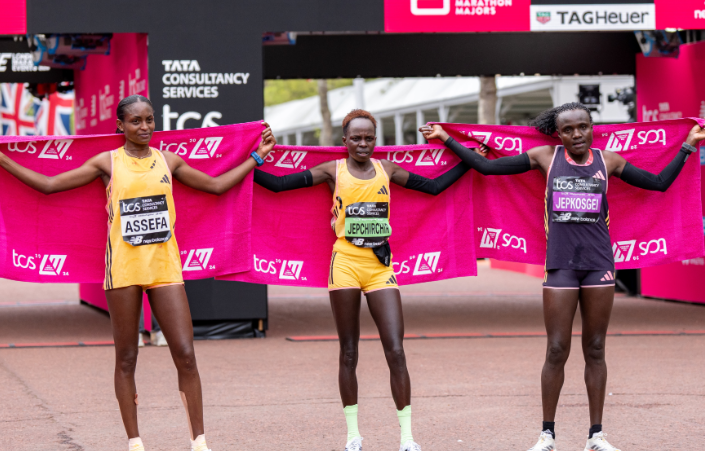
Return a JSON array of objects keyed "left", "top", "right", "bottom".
[
  {"left": 128, "top": 437, "right": 145, "bottom": 451},
  {"left": 191, "top": 434, "right": 208, "bottom": 451}
]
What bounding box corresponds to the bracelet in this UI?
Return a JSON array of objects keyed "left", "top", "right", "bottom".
[
  {"left": 250, "top": 151, "right": 264, "bottom": 166},
  {"left": 682, "top": 142, "right": 697, "bottom": 154}
]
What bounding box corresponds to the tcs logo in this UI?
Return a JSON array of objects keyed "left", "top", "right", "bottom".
[
  {"left": 158, "top": 137, "right": 223, "bottom": 159},
  {"left": 5, "top": 140, "right": 73, "bottom": 160},
  {"left": 478, "top": 227, "right": 527, "bottom": 253},
  {"left": 637, "top": 129, "right": 666, "bottom": 146},
  {"left": 612, "top": 238, "right": 667, "bottom": 262},
  {"left": 12, "top": 250, "right": 68, "bottom": 276},
  {"left": 253, "top": 255, "right": 306, "bottom": 281},
  {"left": 393, "top": 252, "right": 442, "bottom": 276}
]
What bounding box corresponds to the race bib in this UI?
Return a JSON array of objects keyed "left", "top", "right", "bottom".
[
  {"left": 344, "top": 202, "right": 392, "bottom": 248},
  {"left": 552, "top": 176, "right": 602, "bottom": 224},
  {"left": 120, "top": 195, "right": 172, "bottom": 246}
]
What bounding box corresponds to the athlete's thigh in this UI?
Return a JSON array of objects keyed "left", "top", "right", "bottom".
[
  {"left": 578, "top": 285, "right": 614, "bottom": 339},
  {"left": 330, "top": 289, "right": 363, "bottom": 343},
  {"left": 105, "top": 285, "right": 143, "bottom": 343},
  {"left": 542, "top": 271, "right": 580, "bottom": 339},
  {"left": 365, "top": 288, "right": 404, "bottom": 346},
  {"left": 147, "top": 284, "right": 194, "bottom": 348}
]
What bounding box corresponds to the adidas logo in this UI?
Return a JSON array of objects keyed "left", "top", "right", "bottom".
[
  {"left": 160, "top": 175, "right": 170, "bottom": 184},
  {"left": 592, "top": 170, "right": 605, "bottom": 180},
  {"left": 150, "top": 160, "right": 156, "bottom": 169},
  {"left": 386, "top": 274, "right": 398, "bottom": 285},
  {"left": 378, "top": 185, "right": 389, "bottom": 195},
  {"left": 600, "top": 271, "right": 614, "bottom": 282}
]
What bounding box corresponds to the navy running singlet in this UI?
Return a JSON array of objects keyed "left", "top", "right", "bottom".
[{"left": 545, "top": 146, "right": 614, "bottom": 270}]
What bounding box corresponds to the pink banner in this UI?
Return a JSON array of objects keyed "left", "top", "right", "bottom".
[
  {"left": 384, "top": 0, "right": 530, "bottom": 33},
  {"left": 0, "top": 122, "right": 263, "bottom": 283},
  {"left": 438, "top": 119, "right": 705, "bottom": 269},
  {"left": 74, "top": 33, "right": 149, "bottom": 135},
  {"left": 218, "top": 144, "right": 477, "bottom": 288},
  {"left": 655, "top": 0, "right": 705, "bottom": 30}
]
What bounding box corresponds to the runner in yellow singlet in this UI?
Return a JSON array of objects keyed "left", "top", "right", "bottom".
[
  {"left": 0, "top": 95, "right": 276, "bottom": 451},
  {"left": 255, "top": 109, "right": 478, "bottom": 451}
]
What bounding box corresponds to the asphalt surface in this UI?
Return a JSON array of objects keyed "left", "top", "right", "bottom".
[{"left": 1, "top": 261, "right": 704, "bottom": 450}]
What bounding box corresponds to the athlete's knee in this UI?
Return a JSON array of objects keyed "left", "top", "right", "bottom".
[
  {"left": 545, "top": 341, "right": 570, "bottom": 367},
  {"left": 384, "top": 345, "right": 407, "bottom": 372},
  {"left": 583, "top": 336, "right": 606, "bottom": 364},
  {"left": 171, "top": 343, "right": 198, "bottom": 374},
  {"left": 115, "top": 348, "right": 138, "bottom": 375},
  {"left": 339, "top": 342, "right": 359, "bottom": 368}
]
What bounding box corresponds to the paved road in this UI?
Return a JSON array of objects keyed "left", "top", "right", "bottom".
[{"left": 1, "top": 262, "right": 703, "bottom": 450}]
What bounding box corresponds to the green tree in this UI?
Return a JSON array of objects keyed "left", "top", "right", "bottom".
[{"left": 264, "top": 79, "right": 354, "bottom": 107}]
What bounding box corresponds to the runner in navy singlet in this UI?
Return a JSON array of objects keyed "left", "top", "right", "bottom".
[{"left": 421, "top": 103, "right": 705, "bottom": 451}]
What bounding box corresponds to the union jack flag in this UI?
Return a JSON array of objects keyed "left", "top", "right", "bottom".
[
  {"left": 0, "top": 83, "right": 39, "bottom": 136},
  {"left": 35, "top": 92, "right": 74, "bottom": 136}
]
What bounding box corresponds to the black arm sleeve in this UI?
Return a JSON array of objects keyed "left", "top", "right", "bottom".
[
  {"left": 444, "top": 136, "right": 531, "bottom": 175},
  {"left": 253, "top": 168, "right": 313, "bottom": 193},
  {"left": 404, "top": 162, "right": 470, "bottom": 195},
  {"left": 619, "top": 143, "right": 695, "bottom": 192}
]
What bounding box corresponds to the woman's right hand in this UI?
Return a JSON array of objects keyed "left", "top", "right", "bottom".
[{"left": 419, "top": 124, "right": 450, "bottom": 143}]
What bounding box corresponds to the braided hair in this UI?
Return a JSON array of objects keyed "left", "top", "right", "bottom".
[
  {"left": 115, "top": 95, "right": 153, "bottom": 133},
  {"left": 529, "top": 102, "right": 593, "bottom": 136}
]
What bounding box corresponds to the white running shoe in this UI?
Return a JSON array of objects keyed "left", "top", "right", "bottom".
[
  {"left": 138, "top": 333, "right": 145, "bottom": 348},
  {"left": 527, "top": 430, "right": 556, "bottom": 451},
  {"left": 399, "top": 440, "right": 422, "bottom": 451},
  {"left": 345, "top": 437, "right": 363, "bottom": 451},
  {"left": 150, "top": 330, "right": 168, "bottom": 346},
  {"left": 584, "top": 432, "right": 621, "bottom": 451}
]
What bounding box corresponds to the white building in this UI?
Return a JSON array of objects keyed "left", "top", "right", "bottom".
[{"left": 265, "top": 75, "right": 634, "bottom": 146}]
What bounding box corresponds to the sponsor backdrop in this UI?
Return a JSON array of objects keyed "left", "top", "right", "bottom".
[
  {"left": 74, "top": 33, "right": 148, "bottom": 135},
  {"left": 385, "top": 0, "right": 704, "bottom": 32},
  {"left": 637, "top": 40, "right": 705, "bottom": 304},
  {"left": 0, "top": 121, "right": 701, "bottom": 288}
]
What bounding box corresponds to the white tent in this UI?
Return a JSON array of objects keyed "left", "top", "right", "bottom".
[{"left": 265, "top": 75, "right": 634, "bottom": 146}]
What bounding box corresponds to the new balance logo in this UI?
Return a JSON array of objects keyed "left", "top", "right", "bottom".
[
  {"left": 378, "top": 185, "right": 388, "bottom": 195},
  {"left": 386, "top": 274, "right": 398, "bottom": 285},
  {"left": 592, "top": 170, "right": 605, "bottom": 180},
  {"left": 160, "top": 175, "right": 170, "bottom": 184}
]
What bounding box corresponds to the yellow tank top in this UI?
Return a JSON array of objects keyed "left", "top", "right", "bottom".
[
  {"left": 331, "top": 158, "right": 392, "bottom": 256},
  {"left": 104, "top": 147, "right": 183, "bottom": 290}
]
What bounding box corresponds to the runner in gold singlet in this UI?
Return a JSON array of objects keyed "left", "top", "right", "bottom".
[
  {"left": 255, "top": 109, "right": 477, "bottom": 451},
  {"left": 0, "top": 95, "right": 276, "bottom": 451}
]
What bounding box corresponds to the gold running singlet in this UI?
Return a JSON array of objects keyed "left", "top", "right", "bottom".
[
  {"left": 104, "top": 147, "right": 183, "bottom": 290},
  {"left": 328, "top": 158, "right": 398, "bottom": 293}
]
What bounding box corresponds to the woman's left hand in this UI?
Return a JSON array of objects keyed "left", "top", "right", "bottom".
[
  {"left": 685, "top": 123, "right": 705, "bottom": 147},
  {"left": 257, "top": 122, "right": 277, "bottom": 158}
]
